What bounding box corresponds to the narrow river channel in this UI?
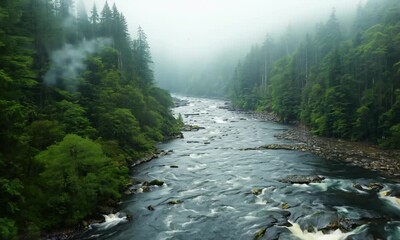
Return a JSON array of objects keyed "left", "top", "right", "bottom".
[{"left": 84, "top": 97, "right": 400, "bottom": 240}]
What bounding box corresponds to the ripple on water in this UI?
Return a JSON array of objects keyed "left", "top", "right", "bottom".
[
  {"left": 85, "top": 97, "right": 400, "bottom": 240},
  {"left": 287, "top": 222, "right": 367, "bottom": 240}
]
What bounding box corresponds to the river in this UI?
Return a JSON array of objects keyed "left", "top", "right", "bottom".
[{"left": 84, "top": 97, "right": 400, "bottom": 240}]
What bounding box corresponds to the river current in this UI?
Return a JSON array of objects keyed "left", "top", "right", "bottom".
[{"left": 85, "top": 97, "right": 400, "bottom": 240}]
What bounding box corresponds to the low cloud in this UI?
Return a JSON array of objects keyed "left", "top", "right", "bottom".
[{"left": 44, "top": 38, "right": 111, "bottom": 91}]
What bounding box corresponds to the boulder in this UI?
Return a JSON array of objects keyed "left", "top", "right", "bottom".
[
  {"left": 147, "top": 205, "right": 155, "bottom": 211},
  {"left": 167, "top": 199, "right": 183, "bottom": 205},
  {"left": 141, "top": 186, "right": 150, "bottom": 192},
  {"left": 280, "top": 175, "right": 325, "bottom": 184},
  {"left": 353, "top": 182, "right": 384, "bottom": 192},
  {"left": 251, "top": 188, "right": 263, "bottom": 196},
  {"left": 147, "top": 179, "right": 164, "bottom": 186},
  {"left": 281, "top": 203, "right": 290, "bottom": 209},
  {"left": 182, "top": 124, "right": 205, "bottom": 132},
  {"left": 254, "top": 227, "right": 266, "bottom": 240}
]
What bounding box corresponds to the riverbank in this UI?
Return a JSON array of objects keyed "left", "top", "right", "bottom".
[{"left": 245, "top": 111, "right": 400, "bottom": 181}]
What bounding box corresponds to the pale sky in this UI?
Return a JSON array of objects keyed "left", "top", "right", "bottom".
[{"left": 87, "top": 0, "right": 364, "bottom": 83}]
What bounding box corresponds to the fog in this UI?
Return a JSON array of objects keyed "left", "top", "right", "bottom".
[{"left": 90, "top": 0, "right": 364, "bottom": 93}]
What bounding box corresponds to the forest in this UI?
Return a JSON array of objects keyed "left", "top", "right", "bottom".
[
  {"left": 230, "top": 0, "right": 400, "bottom": 148},
  {"left": 0, "top": 0, "right": 181, "bottom": 238}
]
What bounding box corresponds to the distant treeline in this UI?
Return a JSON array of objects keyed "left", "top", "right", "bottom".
[
  {"left": 230, "top": 0, "right": 400, "bottom": 148},
  {"left": 0, "top": 0, "right": 180, "bottom": 238}
]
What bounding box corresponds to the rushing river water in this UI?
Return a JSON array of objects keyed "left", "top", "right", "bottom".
[{"left": 85, "top": 97, "right": 400, "bottom": 240}]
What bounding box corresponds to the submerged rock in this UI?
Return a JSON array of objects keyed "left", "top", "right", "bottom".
[
  {"left": 124, "top": 189, "right": 133, "bottom": 195},
  {"left": 167, "top": 199, "right": 183, "bottom": 205},
  {"left": 147, "top": 205, "right": 155, "bottom": 211},
  {"left": 281, "top": 203, "right": 290, "bottom": 209},
  {"left": 254, "top": 227, "right": 267, "bottom": 240},
  {"left": 149, "top": 179, "right": 165, "bottom": 186},
  {"left": 141, "top": 186, "right": 151, "bottom": 192},
  {"left": 251, "top": 188, "right": 263, "bottom": 196},
  {"left": 280, "top": 175, "right": 325, "bottom": 184},
  {"left": 353, "top": 182, "right": 384, "bottom": 192},
  {"left": 173, "top": 97, "right": 189, "bottom": 107},
  {"left": 182, "top": 124, "right": 205, "bottom": 131},
  {"left": 184, "top": 113, "right": 200, "bottom": 117}
]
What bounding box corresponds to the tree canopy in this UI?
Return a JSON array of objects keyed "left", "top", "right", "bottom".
[
  {"left": 0, "top": 0, "right": 180, "bottom": 238},
  {"left": 229, "top": 0, "right": 400, "bottom": 147}
]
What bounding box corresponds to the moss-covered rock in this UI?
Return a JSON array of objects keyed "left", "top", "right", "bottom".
[
  {"left": 251, "top": 188, "right": 263, "bottom": 196},
  {"left": 167, "top": 199, "right": 183, "bottom": 205},
  {"left": 254, "top": 227, "right": 266, "bottom": 240}
]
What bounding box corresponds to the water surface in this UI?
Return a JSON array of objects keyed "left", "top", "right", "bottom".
[{"left": 85, "top": 97, "right": 400, "bottom": 240}]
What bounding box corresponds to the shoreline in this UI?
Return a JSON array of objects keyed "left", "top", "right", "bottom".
[{"left": 247, "top": 111, "right": 400, "bottom": 181}]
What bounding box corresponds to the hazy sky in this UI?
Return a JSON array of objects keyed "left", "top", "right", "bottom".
[{"left": 88, "top": 0, "right": 364, "bottom": 84}]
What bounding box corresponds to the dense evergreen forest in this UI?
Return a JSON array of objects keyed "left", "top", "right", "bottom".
[
  {"left": 230, "top": 0, "right": 400, "bottom": 148},
  {"left": 0, "top": 0, "right": 180, "bottom": 238}
]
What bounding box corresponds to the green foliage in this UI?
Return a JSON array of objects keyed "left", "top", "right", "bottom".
[
  {"left": 0, "top": 218, "right": 17, "bottom": 240},
  {"left": 230, "top": 0, "right": 400, "bottom": 147},
  {"left": 0, "top": 0, "right": 180, "bottom": 236},
  {"left": 53, "top": 100, "right": 96, "bottom": 138},
  {"left": 35, "top": 134, "right": 126, "bottom": 227},
  {"left": 28, "top": 120, "right": 65, "bottom": 150}
]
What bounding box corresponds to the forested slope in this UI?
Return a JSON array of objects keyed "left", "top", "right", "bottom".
[
  {"left": 0, "top": 0, "right": 180, "bottom": 238},
  {"left": 230, "top": 0, "right": 400, "bottom": 148}
]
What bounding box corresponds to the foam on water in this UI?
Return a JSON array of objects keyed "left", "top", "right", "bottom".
[
  {"left": 90, "top": 212, "right": 128, "bottom": 230},
  {"left": 187, "top": 163, "right": 207, "bottom": 171},
  {"left": 380, "top": 190, "right": 400, "bottom": 210},
  {"left": 189, "top": 153, "right": 204, "bottom": 159},
  {"left": 287, "top": 222, "right": 366, "bottom": 240}
]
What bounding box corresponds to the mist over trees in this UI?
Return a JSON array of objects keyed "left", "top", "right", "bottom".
[
  {"left": 229, "top": 0, "right": 400, "bottom": 148},
  {"left": 0, "top": 0, "right": 180, "bottom": 238}
]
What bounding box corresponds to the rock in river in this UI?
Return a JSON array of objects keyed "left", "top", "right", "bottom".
[
  {"left": 147, "top": 205, "right": 155, "bottom": 211},
  {"left": 254, "top": 227, "right": 266, "bottom": 240},
  {"left": 280, "top": 175, "right": 325, "bottom": 184},
  {"left": 143, "top": 179, "right": 165, "bottom": 186},
  {"left": 167, "top": 199, "right": 183, "bottom": 205},
  {"left": 251, "top": 188, "right": 263, "bottom": 196}
]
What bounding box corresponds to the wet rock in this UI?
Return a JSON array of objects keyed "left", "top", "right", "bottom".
[
  {"left": 82, "top": 220, "right": 89, "bottom": 229},
  {"left": 167, "top": 199, "right": 183, "bottom": 205},
  {"left": 187, "top": 140, "right": 200, "bottom": 143},
  {"left": 273, "top": 127, "right": 400, "bottom": 182},
  {"left": 157, "top": 150, "right": 170, "bottom": 157},
  {"left": 176, "top": 132, "right": 184, "bottom": 139},
  {"left": 170, "top": 165, "right": 179, "bottom": 168},
  {"left": 353, "top": 182, "right": 384, "bottom": 192},
  {"left": 173, "top": 97, "right": 189, "bottom": 107},
  {"left": 131, "top": 153, "right": 159, "bottom": 167},
  {"left": 145, "top": 179, "right": 164, "bottom": 186},
  {"left": 254, "top": 227, "right": 266, "bottom": 240},
  {"left": 251, "top": 188, "right": 263, "bottom": 196},
  {"left": 124, "top": 189, "right": 133, "bottom": 195},
  {"left": 96, "top": 205, "right": 115, "bottom": 215},
  {"left": 147, "top": 205, "right": 155, "bottom": 211},
  {"left": 141, "top": 186, "right": 151, "bottom": 192},
  {"left": 240, "top": 144, "right": 307, "bottom": 151},
  {"left": 338, "top": 218, "right": 360, "bottom": 232},
  {"left": 184, "top": 113, "right": 200, "bottom": 117},
  {"left": 280, "top": 175, "right": 325, "bottom": 184},
  {"left": 133, "top": 178, "right": 144, "bottom": 184},
  {"left": 386, "top": 189, "right": 400, "bottom": 198},
  {"left": 281, "top": 203, "right": 290, "bottom": 209},
  {"left": 166, "top": 132, "right": 184, "bottom": 139}
]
